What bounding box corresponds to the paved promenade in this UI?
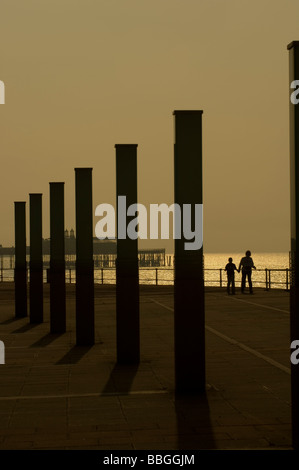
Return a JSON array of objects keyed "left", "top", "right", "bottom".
[{"left": 0, "top": 283, "right": 292, "bottom": 449}]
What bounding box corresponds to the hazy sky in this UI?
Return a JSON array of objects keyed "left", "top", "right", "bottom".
[{"left": 0, "top": 0, "right": 298, "bottom": 253}]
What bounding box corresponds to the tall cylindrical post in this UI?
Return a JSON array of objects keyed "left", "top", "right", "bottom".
[
  {"left": 14, "top": 202, "right": 27, "bottom": 317},
  {"left": 50, "top": 182, "right": 66, "bottom": 333},
  {"left": 173, "top": 110, "right": 205, "bottom": 393},
  {"left": 75, "top": 168, "right": 94, "bottom": 346},
  {"left": 29, "top": 193, "right": 43, "bottom": 323},
  {"left": 288, "top": 41, "right": 299, "bottom": 450},
  {"left": 115, "top": 144, "right": 140, "bottom": 364}
]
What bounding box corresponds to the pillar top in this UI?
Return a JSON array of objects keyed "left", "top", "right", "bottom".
[
  {"left": 173, "top": 110, "right": 203, "bottom": 115},
  {"left": 287, "top": 41, "right": 299, "bottom": 50},
  {"left": 74, "top": 167, "right": 93, "bottom": 171},
  {"left": 115, "top": 144, "right": 138, "bottom": 148},
  {"left": 14, "top": 201, "right": 26, "bottom": 204},
  {"left": 29, "top": 193, "right": 42, "bottom": 196},
  {"left": 49, "top": 182, "right": 65, "bottom": 185}
]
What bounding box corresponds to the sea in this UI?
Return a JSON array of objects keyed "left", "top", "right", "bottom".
[
  {"left": 0, "top": 252, "right": 290, "bottom": 289},
  {"left": 139, "top": 252, "right": 290, "bottom": 289},
  {"left": 202, "top": 252, "right": 289, "bottom": 290}
]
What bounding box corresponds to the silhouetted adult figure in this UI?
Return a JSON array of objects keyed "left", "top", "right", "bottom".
[
  {"left": 238, "top": 250, "right": 256, "bottom": 294},
  {"left": 225, "top": 257, "right": 238, "bottom": 295}
]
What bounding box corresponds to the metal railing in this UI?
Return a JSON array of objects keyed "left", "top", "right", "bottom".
[
  {"left": 0, "top": 266, "right": 291, "bottom": 290},
  {"left": 203, "top": 268, "right": 290, "bottom": 291}
]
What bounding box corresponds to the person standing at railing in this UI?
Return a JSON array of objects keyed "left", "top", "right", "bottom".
[
  {"left": 225, "top": 257, "right": 238, "bottom": 295},
  {"left": 238, "top": 250, "right": 256, "bottom": 294}
]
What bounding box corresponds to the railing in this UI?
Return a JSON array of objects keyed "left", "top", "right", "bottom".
[
  {"left": 0, "top": 266, "right": 291, "bottom": 290},
  {"left": 204, "top": 268, "right": 290, "bottom": 291}
]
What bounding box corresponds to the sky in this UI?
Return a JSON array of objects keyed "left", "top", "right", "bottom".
[{"left": 0, "top": 0, "right": 298, "bottom": 253}]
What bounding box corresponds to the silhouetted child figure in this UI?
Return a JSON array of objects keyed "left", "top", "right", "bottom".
[
  {"left": 238, "top": 250, "right": 256, "bottom": 294},
  {"left": 225, "top": 257, "right": 238, "bottom": 295}
]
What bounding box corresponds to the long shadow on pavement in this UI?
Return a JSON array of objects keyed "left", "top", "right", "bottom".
[
  {"left": 12, "top": 323, "right": 40, "bottom": 334},
  {"left": 30, "top": 333, "right": 64, "bottom": 348},
  {"left": 101, "top": 364, "right": 139, "bottom": 394},
  {"left": 0, "top": 317, "right": 25, "bottom": 325},
  {"left": 175, "top": 392, "right": 216, "bottom": 449},
  {"left": 56, "top": 345, "right": 93, "bottom": 365}
]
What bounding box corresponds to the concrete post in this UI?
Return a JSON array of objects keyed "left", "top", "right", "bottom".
[
  {"left": 29, "top": 193, "right": 43, "bottom": 323},
  {"left": 75, "top": 168, "right": 94, "bottom": 345},
  {"left": 115, "top": 144, "right": 140, "bottom": 364},
  {"left": 173, "top": 110, "right": 205, "bottom": 393},
  {"left": 14, "top": 202, "right": 27, "bottom": 317},
  {"left": 288, "top": 41, "right": 299, "bottom": 450},
  {"left": 50, "top": 182, "right": 66, "bottom": 333}
]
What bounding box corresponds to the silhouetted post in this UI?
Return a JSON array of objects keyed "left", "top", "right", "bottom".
[
  {"left": 115, "top": 144, "right": 140, "bottom": 363},
  {"left": 14, "top": 202, "right": 27, "bottom": 317},
  {"left": 75, "top": 168, "right": 94, "bottom": 345},
  {"left": 29, "top": 193, "right": 43, "bottom": 323},
  {"left": 50, "top": 183, "right": 66, "bottom": 333},
  {"left": 173, "top": 110, "right": 205, "bottom": 393},
  {"left": 288, "top": 41, "right": 299, "bottom": 450}
]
